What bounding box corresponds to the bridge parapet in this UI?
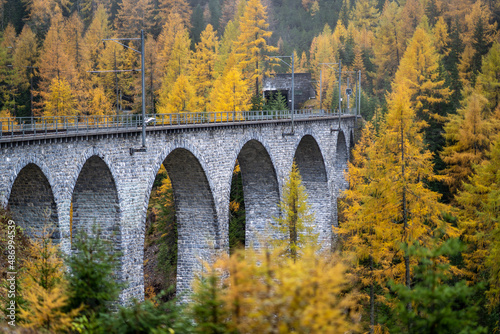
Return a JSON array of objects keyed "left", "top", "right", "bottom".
[{"left": 0, "top": 109, "right": 357, "bottom": 144}]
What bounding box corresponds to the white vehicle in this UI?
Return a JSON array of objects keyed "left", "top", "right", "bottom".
[{"left": 144, "top": 117, "right": 156, "bottom": 126}]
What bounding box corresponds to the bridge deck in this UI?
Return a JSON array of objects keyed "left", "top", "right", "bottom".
[{"left": 0, "top": 109, "right": 357, "bottom": 144}]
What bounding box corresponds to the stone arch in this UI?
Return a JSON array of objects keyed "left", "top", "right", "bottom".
[
  {"left": 7, "top": 162, "right": 59, "bottom": 241},
  {"left": 146, "top": 146, "right": 218, "bottom": 296},
  {"left": 234, "top": 139, "right": 280, "bottom": 249},
  {"left": 293, "top": 135, "right": 332, "bottom": 249},
  {"left": 71, "top": 155, "right": 121, "bottom": 253}
]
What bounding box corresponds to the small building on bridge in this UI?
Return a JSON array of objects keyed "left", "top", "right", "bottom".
[{"left": 262, "top": 73, "right": 316, "bottom": 109}]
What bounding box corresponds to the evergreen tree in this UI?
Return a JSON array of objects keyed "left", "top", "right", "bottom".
[
  {"left": 65, "top": 226, "right": 123, "bottom": 316},
  {"left": 387, "top": 240, "right": 486, "bottom": 334}
]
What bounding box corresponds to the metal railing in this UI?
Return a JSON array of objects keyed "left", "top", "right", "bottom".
[{"left": 0, "top": 108, "right": 356, "bottom": 141}]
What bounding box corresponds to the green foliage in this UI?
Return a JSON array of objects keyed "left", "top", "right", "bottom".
[
  {"left": 264, "top": 91, "right": 287, "bottom": 111},
  {"left": 191, "top": 270, "right": 233, "bottom": 334},
  {"left": 65, "top": 226, "right": 123, "bottom": 316},
  {"left": 386, "top": 239, "right": 486, "bottom": 334},
  {"left": 250, "top": 93, "right": 264, "bottom": 111},
  {"left": 98, "top": 292, "right": 193, "bottom": 334}
]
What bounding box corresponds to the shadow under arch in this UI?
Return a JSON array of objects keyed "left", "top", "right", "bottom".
[
  {"left": 8, "top": 163, "right": 59, "bottom": 240},
  {"left": 235, "top": 139, "right": 280, "bottom": 250},
  {"left": 71, "top": 155, "right": 121, "bottom": 252},
  {"left": 159, "top": 147, "right": 219, "bottom": 296},
  {"left": 336, "top": 130, "right": 349, "bottom": 191},
  {"left": 293, "top": 135, "right": 331, "bottom": 249}
]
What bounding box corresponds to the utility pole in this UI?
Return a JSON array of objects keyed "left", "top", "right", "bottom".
[{"left": 91, "top": 30, "right": 146, "bottom": 154}]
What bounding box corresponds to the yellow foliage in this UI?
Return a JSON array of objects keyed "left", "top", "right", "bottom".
[
  {"left": 0, "top": 109, "right": 16, "bottom": 131},
  {"left": 204, "top": 245, "right": 360, "bottom": 333},
  {"left": 393, "top": 23, "right": 450, "bottom": 119},
  {"left": 235, "top": 0, "right": 278, "bottom": 93},
  {"left": 272, "top": 161, "right": 317, "bottom": 261},
  {"left": 209, "top": 67, "right": 250, "bottom": 115},
  {"left": 19, "top": 230, "right": 81, "bottom": 332},
  {"left": 44, "top": 78, "right": 78, "bottom": 117}
]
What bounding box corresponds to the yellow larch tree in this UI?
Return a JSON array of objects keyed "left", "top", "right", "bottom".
[
  {"left": 310, "top": 24, "right": 335, "bottom": 109},
  {"left": 18, "top": 231, "right": 80, "bottom": 332},
  {"left": 82, "top": 4, "right": 112, "bottom": 74},
  {"left": 191, "top": 24, "right": 219, "bottom": 111},
  {"left": 476, "top": 41, "right": 500, "bottom": 112},
  {"left": 158, "top": 24, "right": 191, "bottom": 105},
  {"left": 115, "top": 0, "right": 155, "bottom": 36},
  {"left": 158, "top": 74, "right": 197, "bottom": 114},
  {"left": 44, "top": 78, "right": 78, "bottom": 117},
  {"left": 197, "top": 245, "right": 360, "bottom": 333},
  {"left": 157, "top": 0, "right": 192, "bottom": 29},
  {"left": 341, "top": 83, "right": 456, "bottom": 312},
  {"left": 235, "top": 0, "right": 277, "bottom": 96},
  {"left": 457, "top": 137, "right": 500, "bottom": 311},
  {"left": 393, "top": 20, "right": 451, "bottom": 121},
  {"left": 442, "top": 42, "right": 500, "bottom": 196},
  {"left": 156, "top": 12, "right": 187, "bottom": 76},
  {"left": 352, "top": 0, "right": 379, "bottom": 31},
  {"left": 371, "top": 0, "right": 402, "bottom": 96},
  {"left": 87, "top": 86, "right": 114, "bottom": 116},
  {"left": 209, "top": 67, "right": 250, "bottom": 117},
  {"left": 458, "top": 44, "right": 476, "bottom": 93},
  {"left": 12, "top": 25, "right": 38, "bottom": 92},
  {"left": 398, "top": 0, "right": 424, "bottom": 53},
  {"left": 441, "top": 92, "right": 491, "bottom": 195},
  {"left": 37, "top": 13, "right": 77, "bottom": 116},
  {"left": 272, "top": 161, "right": 316, "bottom": 261},
  {"left": 432, "top": 16, "right": 450, "bottom": 56}
]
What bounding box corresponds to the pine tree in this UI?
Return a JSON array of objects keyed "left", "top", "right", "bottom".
[
  {"left": 65, "top": 226, "right": 122, "bottom": 316},
  {"left": 387, "top": 240, "right": 486, "bottom": 334},
  {"left": 234, "top": 0, "right": 277, "bottom": 95}
]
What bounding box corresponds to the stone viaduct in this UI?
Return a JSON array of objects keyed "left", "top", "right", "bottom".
[{"left": 0, "top": 114, "right": 356, "bottom": 303}]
